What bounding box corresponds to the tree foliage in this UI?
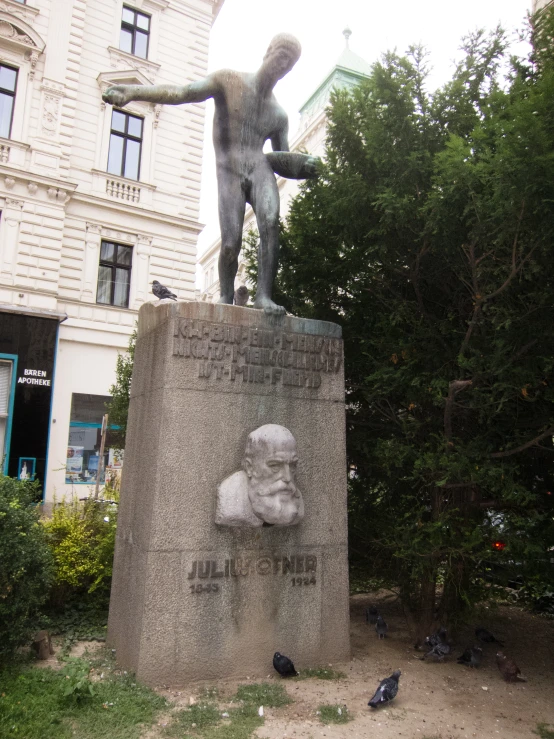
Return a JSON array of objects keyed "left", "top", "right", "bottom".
[
  {"left": 42, "top": 497, "right": 118, "bottom": 600},
  {"left": 0, "top": 477, "right": 53, "bottom": 661},
  {"left": 106, "top": 328, "right": 136, "bottom": 449},
  {"left": 246, "top": 12, "right": 554, "bottom": 638}
]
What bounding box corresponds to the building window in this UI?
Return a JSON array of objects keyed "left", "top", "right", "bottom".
[
  {"left": 120, "top": 6, "right": 150, "bottom": 59},
  {"left": 96, "top": 240, "right": 132, "bottom": 308},
  {"left": 107, "top": 109, "right": 143, "bottom": 180},
  {"left": 65, "top": 394, "right": 122, "bottom": 485},
  {"left": 0, "top": 65, "right": 18, "bottom": 139}
]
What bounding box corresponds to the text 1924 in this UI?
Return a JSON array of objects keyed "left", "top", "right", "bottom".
[
  {"left": 291, "top": 576, "right": 316, "bottom": 586},
  {"left": 190, "top": 583, "right": 220, "bottom": 594}
]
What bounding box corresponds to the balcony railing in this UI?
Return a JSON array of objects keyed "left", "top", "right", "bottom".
[{"left": 106, "top": 178, "right": 141, "bottom": 203}]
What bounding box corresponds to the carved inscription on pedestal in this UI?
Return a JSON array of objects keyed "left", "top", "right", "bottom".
[
  {"left": 186, "top": 554, "right": 319, "bottom": 594},
  {"left": 172, "top": 318, "right": 342, "bottom": 390}
]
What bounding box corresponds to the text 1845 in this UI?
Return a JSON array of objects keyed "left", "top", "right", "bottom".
[{"left": 190, "top": 583, "right": 219, "bottom": 594}]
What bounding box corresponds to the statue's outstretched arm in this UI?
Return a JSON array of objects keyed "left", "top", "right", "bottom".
[
  {"left": 102, "top": 74, "right": 219, "bottom": 108},
  {"left": 267, "top": 118, "right": 320, "bottom": 180}
]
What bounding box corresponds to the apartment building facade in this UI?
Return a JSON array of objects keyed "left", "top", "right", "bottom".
[{"left": 0, "top": 0, "right": 223, "bottom": 502}]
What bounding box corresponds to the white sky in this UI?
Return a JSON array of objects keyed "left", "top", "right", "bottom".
[{"left": 196, "top": 0, "right": 532, "bottom": 260}]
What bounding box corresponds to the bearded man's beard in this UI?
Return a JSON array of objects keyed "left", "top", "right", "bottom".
[{"left": 248, "top": 481, "right": 304, "bottom": 525}]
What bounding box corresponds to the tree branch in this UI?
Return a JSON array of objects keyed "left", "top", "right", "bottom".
[
  {"left": 489, "top": 427, "right": 554, "bottom": 458},
  {"left": 444, "top": 379, "right": 473, "bottom": 441},
  {"left": 459, "top": 240, "right": 482, "bottom": 356},
  {"left": 482, "top": 201, "right": 534, "bottom": 303}
]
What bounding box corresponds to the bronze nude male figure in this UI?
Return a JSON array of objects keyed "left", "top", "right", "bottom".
[{"left": 103, "top": 33, "right": 320, "bottom": 315}]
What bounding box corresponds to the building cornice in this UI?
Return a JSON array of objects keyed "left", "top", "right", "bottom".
[
  {"left": 0, "top": 165, "right": 78, "bottom": 198},
  {"left": 212, "top": 0, "right": 226, "bottom": 19},
  {"left": 0, "top": 0, "right": 40, "bottom": 24},
  {"left": 106, "top": 47, "right": 161, "bottom": 85},
  {"left": 0, "top": 303, "right": 67, "bottom": 322},
  {"left": 70, "top": 190, "right": 204, "bottom": 235}
]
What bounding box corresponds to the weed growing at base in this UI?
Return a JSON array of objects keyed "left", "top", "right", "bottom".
[
  {"left": 317, "top": 703, "right": 351, "bottom": 724},
  {"left": 534, "top": 724, "right": 554, "bottom": 739},
  {"left": 164, "top": 702, "right": 221, "bottom": 735},
  {"left": 296, "top": 667, "right": 346, "bottom": 680},
  {"left": 234, "top": 682, "right": 291, "bottom": 707}
]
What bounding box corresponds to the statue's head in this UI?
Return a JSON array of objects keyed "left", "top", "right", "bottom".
[
  {"left": 243, "top": 424, "right": 304, "bottom": 525},
  {"left": 262, "top": 33, "right": 301, "bottom": 81}
]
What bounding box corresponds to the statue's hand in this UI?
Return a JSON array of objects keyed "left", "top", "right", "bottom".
[
  {"left": 303, "top": 156, "right": 321, "bottom": 179},
  {"left": 102, "top": 85, "right": 133, "bottom": 108}
]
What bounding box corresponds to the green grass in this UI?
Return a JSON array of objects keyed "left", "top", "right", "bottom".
[
  {"left": 295, "top": 667, "right": 346, "bottom": 681},
  {"left": 164, "top": 682, "right": 292, "bottom": 739},
  {"left": 0, "top": 657, "right": 166, "bottom": 739},
  {"left": 534, "top": 724, "right": 554, "bottom": 739},
  {"left": 199, "top": 686, "right": 220, "bottom": 701},
  {"left": 164, "top": 702, "right": 221, "bottom": 736},
  {"left": 199, "top": 715, "right": 263, "bottom": 739},
  {"left": 233, "top": 682, "right": 291, "bottom": 708},
  {"left": 317, "top": 703, "right": 351, "bottom": 724}
]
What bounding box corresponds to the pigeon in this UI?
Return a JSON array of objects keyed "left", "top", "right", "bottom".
[
  {"left": 273, "top": 652, "right": 298, "bottom": 677},
  {"left": 496, "top": 651, "right": 526, "bottom": 682},
  {"left": 422, "top": 639, "right": 452, "bottom": 661},
  {"left": 368, "top": 669, "right": 401, "bottom": 708},
  {"left": 234, "top": 285, "right": 249, "bottom": 306},
  {"left": 457, "top": 645, "right": 483, "bottom": 668},
  {"left": 475, "top": 627, "right": 504, "bottom": 646},
  {"left": 375, "top": 615, "right": 388, "bottom": 639},
  {"left": 152, "top": 280, "right": 177, "bottom": 301},
  {"left": 365, "top": 606, "right": 379, "bottom": 625},
  {"left": 424, "top": 627, "right": 448, "bottom": 649}
]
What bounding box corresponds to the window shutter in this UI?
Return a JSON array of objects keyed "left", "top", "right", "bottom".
[{"left": 0, "top": 362, "right": 12, "bottom": 415}]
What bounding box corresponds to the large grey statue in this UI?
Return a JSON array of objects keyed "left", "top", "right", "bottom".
[
  {"left": 103, "top": 34, "right": 320, "bottom": 316},
  {"left": 215, "top": 424, "right": 304, "bottom": 527}
]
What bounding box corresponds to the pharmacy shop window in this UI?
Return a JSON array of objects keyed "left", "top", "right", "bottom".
[{"left": 65, "top": 393, "right": 121, "bottom": 485}]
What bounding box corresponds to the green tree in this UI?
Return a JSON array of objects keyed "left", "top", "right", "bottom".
[
  {"left": 247, "top": 12, "right": 554, "bottom": 640},
  {"left": 106, "top": 328, "right": 136, "bottom": 449},
  {"left": 0, "top": 477, "right": 53, "bottom": 661}
]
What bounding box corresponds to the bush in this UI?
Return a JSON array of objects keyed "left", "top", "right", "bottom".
[
  {"left": 0, "top": 476, "right": 53, "bottom": 661},
  {"left": 42, "top": 495, "right": 118, "bottom": 602}
]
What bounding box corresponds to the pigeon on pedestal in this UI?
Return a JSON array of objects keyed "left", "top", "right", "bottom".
[
  {"left": 152, "top": 280, "right": 177, "bottom": 300},
  {"left": 234, "top": 285, "right": 249, "bottom": 306}
]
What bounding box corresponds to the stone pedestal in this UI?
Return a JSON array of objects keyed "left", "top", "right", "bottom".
[{"left": 108, "top": 301, "right": 350, "bottom": 686}]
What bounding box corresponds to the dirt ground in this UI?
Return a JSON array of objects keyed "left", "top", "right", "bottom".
[{"left": 148, "top": 593, "right": 554, "bottom": 739}]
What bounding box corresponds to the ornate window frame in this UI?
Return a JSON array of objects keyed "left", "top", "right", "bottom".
[
  {"left": 83, "top": 222, "right": 153, "bottom": 310},
  {"left": 93, "top": 70, "right": 160, "bottom": 206},
  {"left": 0, "top": 10, "right": 45, "bottom": 145},
  {"left": 96, "top": 69, "right": 158, "bottom": 185}
]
